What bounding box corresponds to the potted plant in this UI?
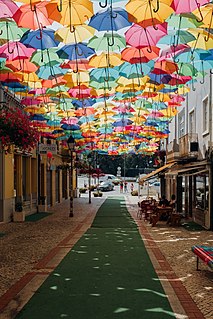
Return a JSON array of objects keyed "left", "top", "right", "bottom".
[
  {"left": 79, "top": 187, "right": 87, "bottom": 194},
  {"left": 93, "top": 191, "right": 103, "bottom": 197},
  {"left": 13, "top": 201, "right": 25, "bottom": 222}
]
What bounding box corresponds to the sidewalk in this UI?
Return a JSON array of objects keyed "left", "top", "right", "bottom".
[{"left": 0, "top": 194, "right": 212, "bottom": 318}]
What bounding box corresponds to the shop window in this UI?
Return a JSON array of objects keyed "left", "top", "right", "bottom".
[
  {"left": 202, "top": 96, "right": 208, "bottom": 134},
  {"left": 195, "top": 176, "right": 208, "bottom": 210}
]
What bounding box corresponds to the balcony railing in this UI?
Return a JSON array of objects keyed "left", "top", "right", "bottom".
[
  {"left": 179, "top": 133, "right": 198, "bottom": 158},
  {"left": 166, "top": 139, "right": 180, "bottom": 162}
]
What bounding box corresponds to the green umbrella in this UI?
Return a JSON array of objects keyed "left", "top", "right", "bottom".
[
  {"left": 30, "top": 48, "right": 62, "bottom": 66},
  {"left": 88, "top": 32, "right": 126, "bottom": 52},
  {"left": 178, "top": 62, "right": 198, "bottom": 76},
  {"left": 0, "top": 20, "right": 26, "bottom": 41},
  {"left": 167, "top": 13, "right": 202, "bottom": 29},
  {"left": 158, "top": 30, "right": 196, "bottom": 46}
]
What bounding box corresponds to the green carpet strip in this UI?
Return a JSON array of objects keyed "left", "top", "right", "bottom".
[
  {"left": 16, "top": 197, "right": 176, "bottom": 319},
  {"left": 25, "top": 212, "right": 52, "bottom": 222}
]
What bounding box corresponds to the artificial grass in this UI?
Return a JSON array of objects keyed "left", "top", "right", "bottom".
[
  {"left": 16, "top": 196, "right": 175, "bottom": 319},
  {"left": 25, "top": 212, "right": 52, "bottom": 222},
  {"left": 181, "top": 220, "right": 205, "bottom": 231},
  {"left": 0, "top": 232, "right": 5, "bottom": 237}
]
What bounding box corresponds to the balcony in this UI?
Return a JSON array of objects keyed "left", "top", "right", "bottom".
[
  {"left": 179, "top": 133, "right": 198, "bottom": 159},
  {"left": 166, "top": 139, "right": 180, "bottom": 162}
]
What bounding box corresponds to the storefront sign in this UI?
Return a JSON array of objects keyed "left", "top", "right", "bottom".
[{"left": 39, "top": 143, "right": 57, "bottom": 154}]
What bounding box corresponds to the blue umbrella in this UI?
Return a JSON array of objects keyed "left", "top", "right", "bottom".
[
  {"left": 20, "top": 29, "right": 60, "bottom": 50},
  {"left": 30, "top": 114, "right": 47, "bottom": 121},
  {"left": 88, "top": 7, "right": 132, "bottom": 31},
  {"left": 119, "top": 61, "right": 154, "bottom": 79},
  {"left": 148, "top": 72, "right": 168, "bottom": 85},
  {"left": 57, "top": 43, "right": 95, "bottom": 60},
  {"left": 112, "top": 119, "right": 133, "bottom": 126},
  {"left": 90, "top": 67, "right": 119, "bottom": 81},
  {"left": 72, "top": 99, "right": 95, "bottom": 108},
  {"left": 61, "top": 124, "right": 80, "bottom": 131},
  {"left": 36, "top": 64, "right": 67, "bottom": 80}
]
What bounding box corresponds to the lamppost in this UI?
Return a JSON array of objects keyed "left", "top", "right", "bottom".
[
  {"left": 87, "top": 153, "right": 92, "bottom": 204},
  {"left": 67, "top": 135, "right": 75, "bottom": 217}
]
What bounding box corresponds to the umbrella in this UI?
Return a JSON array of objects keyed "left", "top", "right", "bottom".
[
  {"left": 166, "top": 12, "right": 202, "bottom": 29},
  {"left": 61, "top": 59, "right": 91, "bottom": 71},
  {"left": 20, "top": 29, "right": 60, "bottom": 50},
  {"left": 171, "top": 0, "right": 209, "bottom": 14},
  {"left": 158, "top": 30, "right": 196, "bottom": 46},
  {"left": 6, "top": 59, "right": 38, "bottom": 73},
  {"left": 0, "top": 0, "right": 18, "bottom": 19},
  {"left": 187, "top": 28, "right": 213, "bottom": 50},
  {"left": 152, "top": 60, "right": 178, "bottom": 74},
  {"left": 42, "top": 76, "right": 67, "bottom": 88},
  {"left": 89, "top": 53, "right": 122, "bottom": 68},
  {"left": 126, "top": 0, "right": 173, "bottom": 27},
  {"left": 30, "top": 48, "right": 62, "bottom": 66},
  {"left": 119, "top": 61, "right": 154, "bottom": 78},
  {"left": 57, "top": 43, "right": 95, "bottom": 60},
  {"left": 36, "top": 64, "right": 67, "bottom": 80},
  {"left": 90, "top": 67, "right": 119, "bottom": 81},
  {"left": 88, "top": 7, "right": 132, "bottom": 31},
  {"left": 112, "top": 119, "right": 133, "bottom": 126},
  {"left": 72, "top": 99, "right": 95, "bottom": 108},
  {"left": 0, "top": 41, "right": 35, "bottom": 60},
  {"left": 0, "top": 20, "right": 25, "bottom": 42},
  {"left": 125, "top": 22, "right": 168, "bottom": 51},
  {"left": 193, "top": 4, "right": 213, "bottom": 35},
  {"left": 121, "top": 46, "right": 160, "bottom": 63},
  {"left": 88, "top": 33, "right": 126, "bottom": 52},
  {"left": 55, "top": 25, "right": 95, "bottom": 44},
  {"left": 47, "top": 0, "right": 94, "bottom": 27},
  {"left": 13, "top": 1, "right": 57, "bottom": 29}
]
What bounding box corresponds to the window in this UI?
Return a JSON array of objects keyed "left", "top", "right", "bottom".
[
  {"left": 203, "top": 96, "right": 208, "bottom": 133},
  {"left": 178, "top": 109, "right": 185, "bottom": 138},
  {"left": 189, "top": 110, "right": 195, "bottom": 133}
]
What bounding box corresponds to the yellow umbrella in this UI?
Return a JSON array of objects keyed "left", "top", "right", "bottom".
[
  {"left": 18, "top": 72, "right": 40, "bottom": 83},
  {"left": 95, "top": 110, "right": 117, "bottom": 117},
  {"left": 126, "top": 0, "right": 173, "bottom": 25},
  {"left": 187, "top": 28, "right": 213, "bottom": 50},
  {"left": 55, "top": 24, "right": 95, "bottom": 44},
  {"left": 64, "top": 71, "right": 90, "bottom": 85},
  {"left": 48, "top": 0, "right": 94, "bottom": 27},
  {"left": 193, "top": 4, "right": 213, "bottom": 31},
  {"left": 89, "top": 53, "right": 122, "bottom": 68},
  {"left": 93, "top": 101, "right": 116, "bottom": 109},
  {"left": 161, "top": 108, "right": 178, "bottom": 117}
]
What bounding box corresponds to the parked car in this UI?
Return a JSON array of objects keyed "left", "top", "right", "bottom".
[
  {"left": 97, "top": 181, "right": 114, "bottom": 191},
  {"left": 99, "top": 174, "right": 121, "bottom": 185}
]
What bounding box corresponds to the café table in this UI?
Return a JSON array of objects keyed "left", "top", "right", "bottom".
[{"left": 150, "top": 206, "right": 173, "bottom": 227}]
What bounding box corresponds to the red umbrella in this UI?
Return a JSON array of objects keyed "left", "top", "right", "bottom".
[
  {"left": 13, "top": 1, "right": 57, "bottom": 30},
  {"left": 125, "top": 22, "right": 168, "bottom": 51},
  {"left": 68, "top": 85, "right": 91, "bottom": 99},
  {"left": 121, "top": 46, "right": 160, "bottom": 64}
]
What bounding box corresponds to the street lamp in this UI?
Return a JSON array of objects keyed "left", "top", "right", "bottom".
[
  {"left": 87, "top": 153, "right": 92, "bottom": 204},
  {"left": 67, "top": 135, "right": 75, "bottom": 217}
]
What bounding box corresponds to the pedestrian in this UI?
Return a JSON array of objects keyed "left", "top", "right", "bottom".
[
  {"left": 130, "top": 183, "right": 134, "bottom": 193},
  {"left": 124, "top": 181, "right": 128, "bottom": 193},
  {"left": 120, "top": 181, "right": 123, "bottom": 193}
]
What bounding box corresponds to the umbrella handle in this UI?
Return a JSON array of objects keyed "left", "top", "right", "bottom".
[
  {"left": 195, "top": 1, "right": 203, "bottom": 22},
  {"left": 153, "top": 0, "right": 159, "bottom": 13},
  {"left": 0, "top": 30, "right": 2, "bottom": 35},
  {"left": 7, "top": 42, "right": 14, "bottom": 54},
  {"left": 99, "top": 0, "right": 108, "bottom": 8},
  {"left": 70, "top": 25, "right": 75, "bottom": 33},
  {"left": 30, "top": 1, "right": 36, "bottom": 12},
  {"left": 107, "top": 35, "right": 115, "bottom": 47},
  {"left": 57, "top": 0, "right": 63, "bottom": 12}
]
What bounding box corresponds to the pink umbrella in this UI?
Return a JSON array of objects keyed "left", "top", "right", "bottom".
[
  {"left": 0, "top": 41, "right": 35, "bottom": 60},
  {"left": 160, "top": 44, "right": 190, "bottom": 60},
  {"left": 60, "top": 118, "right": 79, "bottom": 125},
  {"left": 0, "top": 0, "right": 18, "bottom": 19},
  {"left": 28, "top": 88, "right": 47, "bottom": 95},
  {"left": 170, "top": 95, "right": 185, "bottom": 103},
  {"left": 125, "top": 22, "right": 168, "bottom": 52},
  {"left": 171, "top": 0, "right": 209, "bottom": 14},
  {"left": 149, "top": 111, "right": 165, "bottom": 118},
  {"left": 68, "top": 86, "right": 91, "bottom": 99}
]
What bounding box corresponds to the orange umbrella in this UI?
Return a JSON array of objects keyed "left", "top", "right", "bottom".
[
  {"left": 153, "top": 59, "right": 178, "bottom": 74},
  {"left": 6, "top": 59, "right": 38, "bottom": 73},
  {"left": 42, "top": 76, "right": 67, "bottom": 88}
]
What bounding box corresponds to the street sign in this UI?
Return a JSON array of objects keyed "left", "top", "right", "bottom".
[{"left": 39, "top": 143, "right": 57, "bottom": 154}]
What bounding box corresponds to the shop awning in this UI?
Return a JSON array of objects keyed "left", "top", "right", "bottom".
[
  {"left": 165, "top": 160, "right": 208, "bottom": 177},
  {"left": 139, "top": 162, "right": 176, "bottom": 184}
]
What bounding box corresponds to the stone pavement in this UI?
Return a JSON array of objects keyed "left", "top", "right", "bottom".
[{"left": 0, "top": 193, "right": 211, "bottom": 318}]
